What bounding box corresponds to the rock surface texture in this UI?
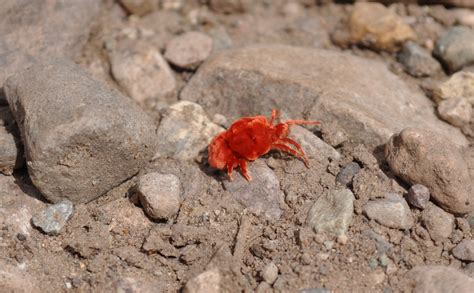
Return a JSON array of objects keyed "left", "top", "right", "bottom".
[
  {"left": 406, "top": 266, "right": 474, "bottom": 293},
  {"left": 385, "top": 128, "right": 473, "bottom": 214},
  {"left": 4, "top": 60, "right": 158, "bottom": 203},
  {"left": 0, "top": 0, "right": 100, "bottom": 86},
  {"left": 181, "top": 45, "right": 467, "bottom": 149}
]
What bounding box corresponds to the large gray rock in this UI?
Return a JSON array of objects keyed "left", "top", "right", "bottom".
[
  {"left": 363, "top": 194, "right": 414, "bottom": 230},
  {"left": 0, "top": 0, "right": 100, "bottom": 86},
  {"left": 181, "top": 45, "right": 467, "bottom": 149},
  {"left": 4, "top": 60, "right": 158, "bottom": 203}
]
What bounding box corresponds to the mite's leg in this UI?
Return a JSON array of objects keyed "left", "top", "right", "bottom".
[
  {"left": 238, "top": 159, "right": 252, "bottom": 181},
  {"left": 284, "top": 120, "right": 320, "bottom": 126},
  {"left": 272, "top": 143, "right": 309, "bottom": 167},
  {"left": 226, "top": 157, "right": 238, "bottom": 181},
  {"left": 277, "top": 137, "right": 310, "bottom": 167},
  {"left": 270, "top": 109, "right": 280, "bottom": 125}
]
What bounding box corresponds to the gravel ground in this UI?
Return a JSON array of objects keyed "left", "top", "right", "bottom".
[{"left": 1, "top": 0, "right": 474, "bottom": 292}]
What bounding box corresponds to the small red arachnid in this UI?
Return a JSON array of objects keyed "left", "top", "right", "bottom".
[{"left": 208, "top": 109, "right": 320, "bottom": 181}]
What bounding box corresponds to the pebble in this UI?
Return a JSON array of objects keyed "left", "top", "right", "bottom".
[
  {"left": 452, "top": 239, "right": 474, "bottom": 261},
  {"left": 456, "top": 217, "right": 470, "bottom": 234},
  {"left": 137, "top": 173, "right": 181, "bottom": 220},
  {"left": 155, "top": 101, "right": 223, "bottom": 160},
  {"left": 385, "top": 128, "right": 473, "bottom": 214},
  {"left": 255, "top": 282, "right": 271, "bottom": 293},
  {"left": 307, "top": 189, "right": 355, "bottom": 236},
  {"left": 434, "top": 26, "right": 474, "bottom": 73},
  {"left": 336, "top": 162, "right": 361, "bottom": 187},
  {"left": 164, "top": 31, "right": 214, "bottom": 70},
  {"left": 31, "top": 200, "right": 74, "bottom": 235},
  {"left": 223, "top": 160, "right": 283, "bottom": 220},
  {"left": 437, "top": 97, "right": 472, "bottom": 127},
  {"left": 433, "top": 71, "right": 474, "bottom": 105},
  {"left": 398, "top": 41, "right": 441, "bottom": 77},
  {"left": 363, "top": 193, "right": 414, "bottom": 229},
  {"left": 407, "top": 265, "right": 474, "bottom": 293},
  {"left": 181, "top": 45, "right": 467, "bottom": 151},
  {"left": 110, "top": 40, "right": 177, "bottom": 104},
  {"left": 407, "top": 184, "right": 430, "bottom": 209},
  {"left": 421, "top": 203, "right": 455, "bottom": 242},
  {"left": 261, "top": 262, "right": 278, "bottom": 285},
  {"left": 4, "top": 59, "right": 158, "bottom": 204},
  {"left": 348, "top": 2, "right": 416, "bottom": 52},
  {"left": 183, "top": 268, "right": 221, "bottom": 293},
  {"left": 119, "top": 0, "right": 156, "bottom": 16}
]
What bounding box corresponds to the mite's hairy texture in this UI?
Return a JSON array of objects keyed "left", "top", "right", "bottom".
[{"left": 208, "top": 109, "right": 320, "bottom": 181}]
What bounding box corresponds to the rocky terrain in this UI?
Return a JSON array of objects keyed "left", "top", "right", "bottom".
[{"left": 1, "top": 0, "right": 474, "bottom": 292}]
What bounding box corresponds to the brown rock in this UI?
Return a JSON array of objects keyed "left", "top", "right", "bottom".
[
  {"left": 406, "top": 265, "right": 474, "bottom": 293},
  {"left": 385, "top": 128, "right": 473, "bottom": 214},
  {"left": 422, "top": 203, "right": 455, "bottom": 242},
  {"left": 433, "top": 71, "right": 474, "bottom": 105},
  {"left": 437, "top": 98, "right": 472, "bottom": 127},
  {"left": 181, "top": 45, "right": 467, "bottom": 149},
  {"left": 119, "top": 0, "right": 157, "bottom": 16},
  {"left": 349, "top": 2, "right": 416, "bottom": 52}
]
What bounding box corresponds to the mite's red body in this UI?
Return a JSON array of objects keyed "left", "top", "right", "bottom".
[{"left": 208, "top": 109, "right": 320, "bottom": 181}]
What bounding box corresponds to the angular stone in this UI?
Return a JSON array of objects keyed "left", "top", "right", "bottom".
[
  {"left": 385, "top": 128, "right": 473, "bottom": 214},
  {"left": 433, "top": 71, "right": 474, "bottom": 105},
  {"left": 4, "top": 60, "right": 158, "bottom": 203},
  {"left": 0, "top": 0, "right": 100, "bottom": 86},
  {"left": 452, "top": 239, "right": 474, "bottom": 261},
  {"left": 137, "top": 173, "right": 181, "bottom": 220},
  {"left": 289, "top": 126, "right": 340, "bottom": 163},
  {"left": 438, "top": 98, "right": 472, "bottom": 127},
  {"left": 406, "top": 266, "right": 474, "bottom": 293},
  {"left": 398, "top": 41, "right": 441, "bottom": 77},
  {"left": 164, "top": 32, "right": 214, "bottom": 70},
  {"left": 307, "top": 189, "right": 355, "bottom": 236},
  {"left": 110, "top": 40, "right": 177, "bottom": 104},
  {"left": 363, "top": 194, "right": 414, "bottom": 230},
  {"left": 407, "top": 184, "right": 430, "bottom": 209},
  {"left": 336, "top": 162, "right": 361, "bottom": 187},
  {"left": 349, "top": 2, "right": 416, "bottom": 52},
  {"left": 180, "top": 45, "right": 467, "bottom": 150},
  {"left": 155, "top": 101, "right": 223, "bottom": 160},
  {"left": 31, "top": 200, "right": 74, "bottom": 235},
  {"left": 422, "top": 203, "right": 455, "bottom": 242},
  {"left": 261, "top": 262, "right": 278, "bottom": 285},
  {"left": 223, "top": 160, "right": 283, "bottom": 220},
  {"left": 434, "top": 26, "right": 474, "bottom": 73}
]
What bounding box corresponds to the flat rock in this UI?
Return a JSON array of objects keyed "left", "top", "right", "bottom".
[
  {"left": 164, "top": 31, "right": 214, "bottom": 70},
  {"left": 0, "top": 0, "right": 100, "bottom": 86},
  {"left": 31, "top": 200, "right": 74, "bottom": 235},
  {"left": 181, "top": 45, "right": 467, "bottom": 149},
  {"left": 137, "top": 173, "right": 181, "bottom": 220},
  {"left": 4, "top": 60, "right": 158, "bottom": 203},
  {"left": 363, "top": 194, "right": 414, "bottom": 229},
  {"left": 433, "top": 71, "right": 474, "bottom": 105},
  {"left": 452, "top": 239, "right": 474, "bottom": 261},
  {"left": 0, "top": 174, "right": 44, "bottom": 235},
  {"left": 223, "top": 160, "right": 283, "bottom": 220},
  {"left": 110, "top": 40, "right": 177, "bottom": 105},
  {"left": 385, "top": 128, "right": 473, "bottom": 214},
  {"left": 155, "top": 101, "right": 223, "bottom": 160},
  {"left": 406, "top": 265, "right": 474, "bottom": 293},
  {"left": 434, "top": 26, "right": 474, "bottom": 73},
  {"left": 307, "top": 189, "right": 355, "bottom": 236},
  {"left": 398, "top": 41, "right": 441, "bottom": 77},
  {"left": 421, "top": 202, "right": 455, "bottom": 242},
  {"left": 348, "top": 2, "right": 416, "bottom": 52}
]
